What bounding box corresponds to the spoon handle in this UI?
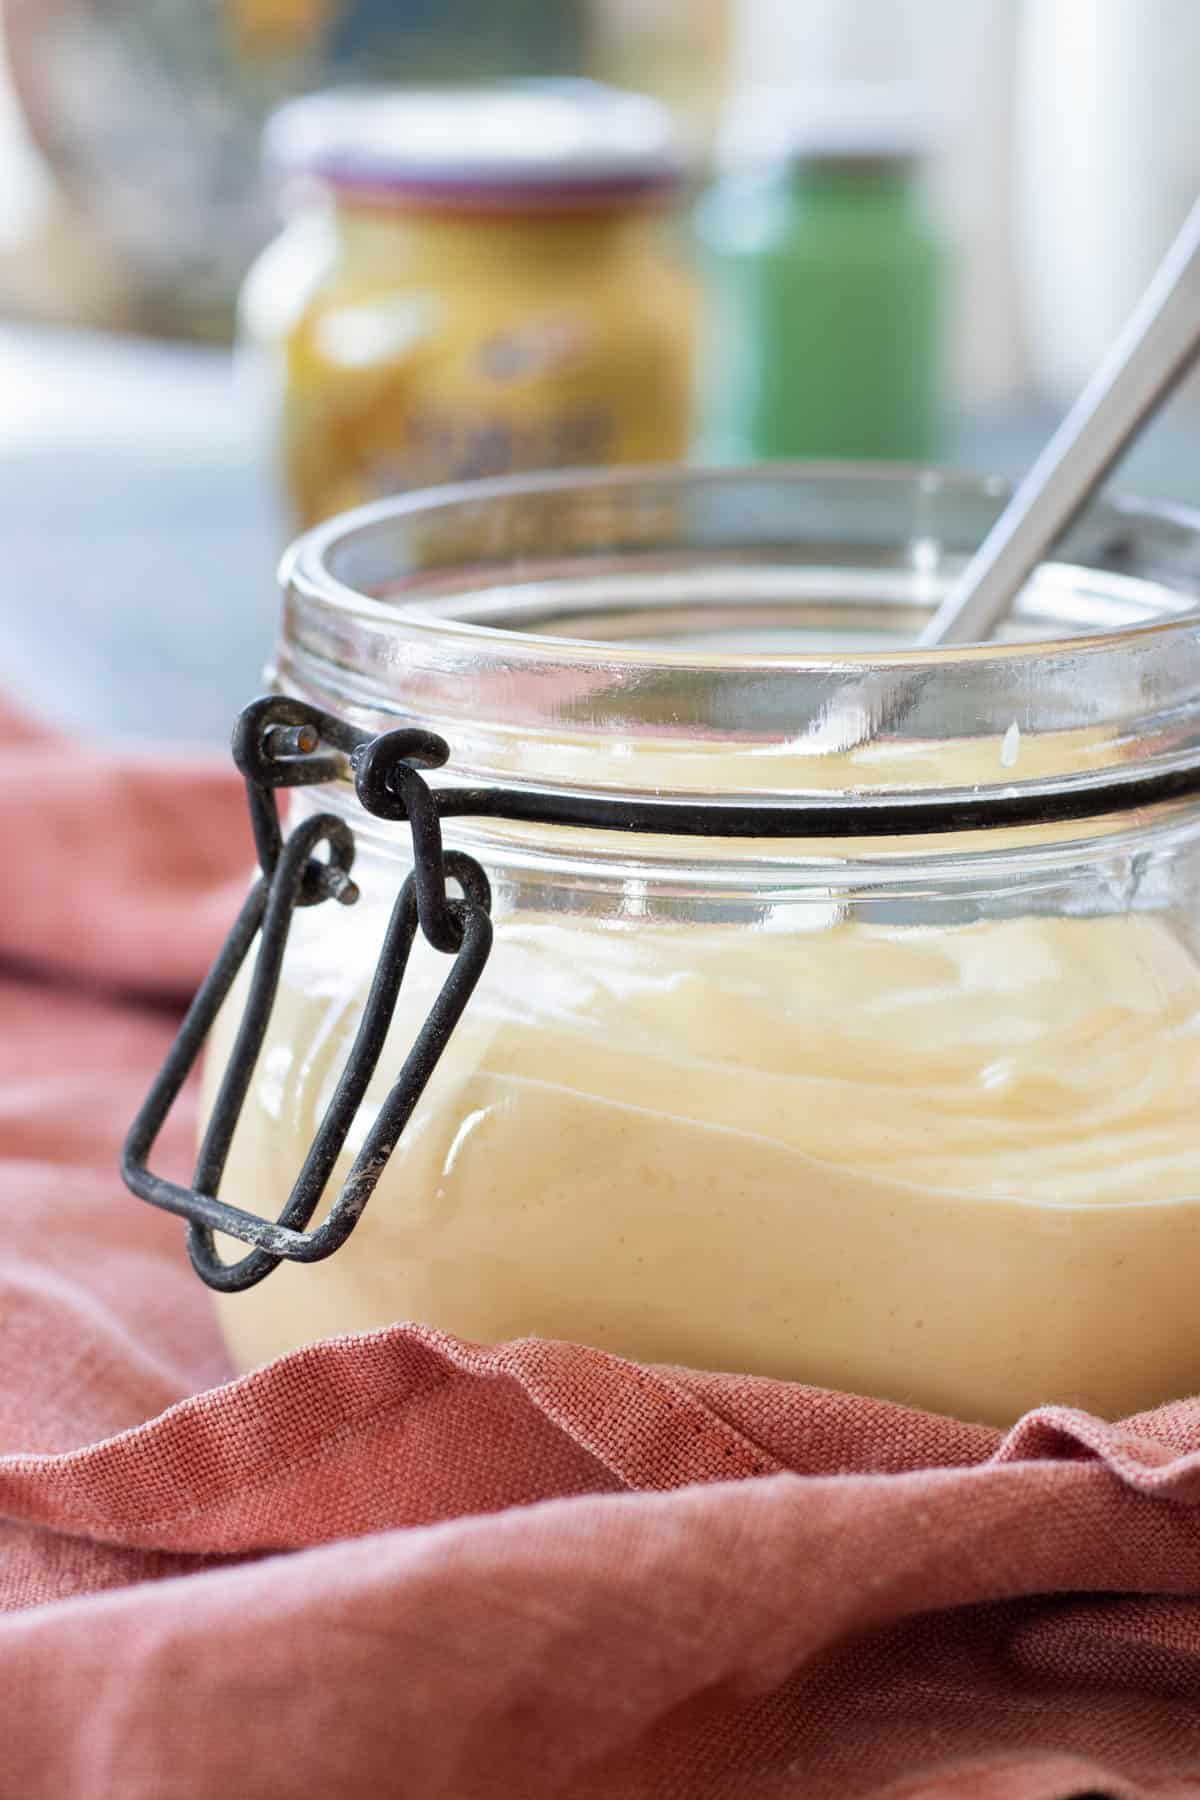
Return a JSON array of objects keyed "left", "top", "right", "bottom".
[{"left": 919, "top": 193, "right": 1200, "bottom": 648}]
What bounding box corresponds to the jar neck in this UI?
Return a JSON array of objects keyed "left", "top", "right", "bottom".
[
  {"left": 779, "top": 156, "right": 921, "bottom": 212},
  {"left": 279, "top": 469, "right": 1200, "bottom": 885},
  {"left": 325, "top": 194, "right": 663, "bottom": 276}
]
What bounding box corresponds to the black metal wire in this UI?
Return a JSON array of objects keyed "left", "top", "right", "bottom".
[
  {"left": 432, "top": 762, "right": 1200, "bottom": 837},
  {"left": 122, "top": 690, "right": 1200, "bottom": 1292},
  {"left": 184, "top": 863, "right": 491, "bottom": 1292},
  {"left": 122, "top": 698, "right": 493, "bottom": 1292},
  {"left": 351, "top": 729, "right": 466, "bottom": 951}
]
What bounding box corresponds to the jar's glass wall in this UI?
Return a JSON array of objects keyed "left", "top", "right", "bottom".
[
  {"left": 205, "top": 798, "right": 1200, "bottom": 1427},
  {"left": 203, "top": 468, "right": 1200, "bottom": 1426}
]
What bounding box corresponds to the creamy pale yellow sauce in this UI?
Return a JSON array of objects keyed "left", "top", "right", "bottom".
[{"left": 203, "top": 904, "right": 1200, "bottom": 1425}]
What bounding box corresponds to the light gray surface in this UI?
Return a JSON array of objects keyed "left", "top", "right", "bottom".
[
  {"left": 4, "top": 322, "right": 1200, "bottom": 747},
  {"left": 0, "top": 325, "right": 280, "bottom": 746}
]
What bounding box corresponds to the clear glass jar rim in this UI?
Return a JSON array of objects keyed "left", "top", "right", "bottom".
[
  {"left": 285, "top": 463, "right": 1200, "bottom": 668},
  {"left": 277, "top": 463, "right": 1200, "bottom": 819}
]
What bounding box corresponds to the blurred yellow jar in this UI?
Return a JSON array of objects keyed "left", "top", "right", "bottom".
[{"left": 242, "top": 83, "right": 698, "bottom": 528}]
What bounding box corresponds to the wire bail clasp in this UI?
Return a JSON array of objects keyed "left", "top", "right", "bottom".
[{"left": 121, "top": 697, "right": 493, "bottom": 1293}]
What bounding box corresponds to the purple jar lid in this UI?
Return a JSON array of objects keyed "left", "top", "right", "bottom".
[{"left": 267, "top": 80, "right": 687, "bottom": 211}]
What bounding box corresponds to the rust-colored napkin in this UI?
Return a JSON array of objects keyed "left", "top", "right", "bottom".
[{"left": 2, "top": 703, "right": 1200, "bottom": 1800}]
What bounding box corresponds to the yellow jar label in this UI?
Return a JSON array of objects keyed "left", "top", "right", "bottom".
[{"left": 278, "top": 216, "right": 696, "bottom": 527}]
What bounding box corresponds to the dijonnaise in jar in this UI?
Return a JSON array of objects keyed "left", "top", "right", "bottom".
[{"left": 180, "top": 469, "right": 1200, "bottom": 1428}]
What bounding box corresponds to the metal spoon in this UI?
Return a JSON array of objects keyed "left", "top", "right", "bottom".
[
  {"left": 805, "top": 194, "right": 1200, "bottom": 754},
  {"left": 920, "top": 191, "right": 1200, "bottom": 648}
]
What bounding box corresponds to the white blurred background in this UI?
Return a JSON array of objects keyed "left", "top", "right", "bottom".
[{"left": 2, "top": 0, "right": 1199, "bottom": 740}]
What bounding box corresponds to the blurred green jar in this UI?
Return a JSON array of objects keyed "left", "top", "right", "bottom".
[{"left": 697, "top": 87, "right": 947, "bottom": 463}]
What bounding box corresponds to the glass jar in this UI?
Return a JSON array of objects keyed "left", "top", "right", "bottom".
[
  {"left": 196, "top": 466, "right": 1200, "bottom": 1427},
  {"left": 240, "top": 83, "right": 699, "bottom": 528},
  {"left": 697, "top": 91, "right": 945, "bottom": 462}
]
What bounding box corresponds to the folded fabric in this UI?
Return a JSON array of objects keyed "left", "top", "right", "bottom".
[{"left": 2, "top": 701, "right": 1199, "bottom": 1800}]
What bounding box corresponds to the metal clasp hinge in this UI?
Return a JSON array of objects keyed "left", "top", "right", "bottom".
[
  {"left": 121, "top": 697, "right": 493, "bottom": 1293},
  {"left": 129, "top": 683, "right": 1200, "bottom": 1295}
]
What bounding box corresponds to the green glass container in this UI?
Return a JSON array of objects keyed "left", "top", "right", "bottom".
[{"left": 698, "top": 143, "right": 946, "bottom": 463}]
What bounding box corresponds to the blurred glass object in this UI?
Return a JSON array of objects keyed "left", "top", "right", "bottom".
[
  {"left": 243, "top": 82, "right": 698, "bottom": 528},
  {"left": 1, "top": 0, "right": 586, "bottom": 339},
  {"left": 585, "top": 0, "right": 730, "bottom": 147},
  {"left": 698, "top": 82, "right": 946, "bottom": 462},
  {"left": 726, "top": 0, "right": 1023, "bottom": 421},
  {"left": 1018, "top": 0, "right": 1200, "bottom": 410}
]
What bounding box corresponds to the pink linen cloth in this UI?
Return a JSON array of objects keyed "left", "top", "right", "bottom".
[{"left": 2, "top": 701, "right": 1200, "bottom": 1799}]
